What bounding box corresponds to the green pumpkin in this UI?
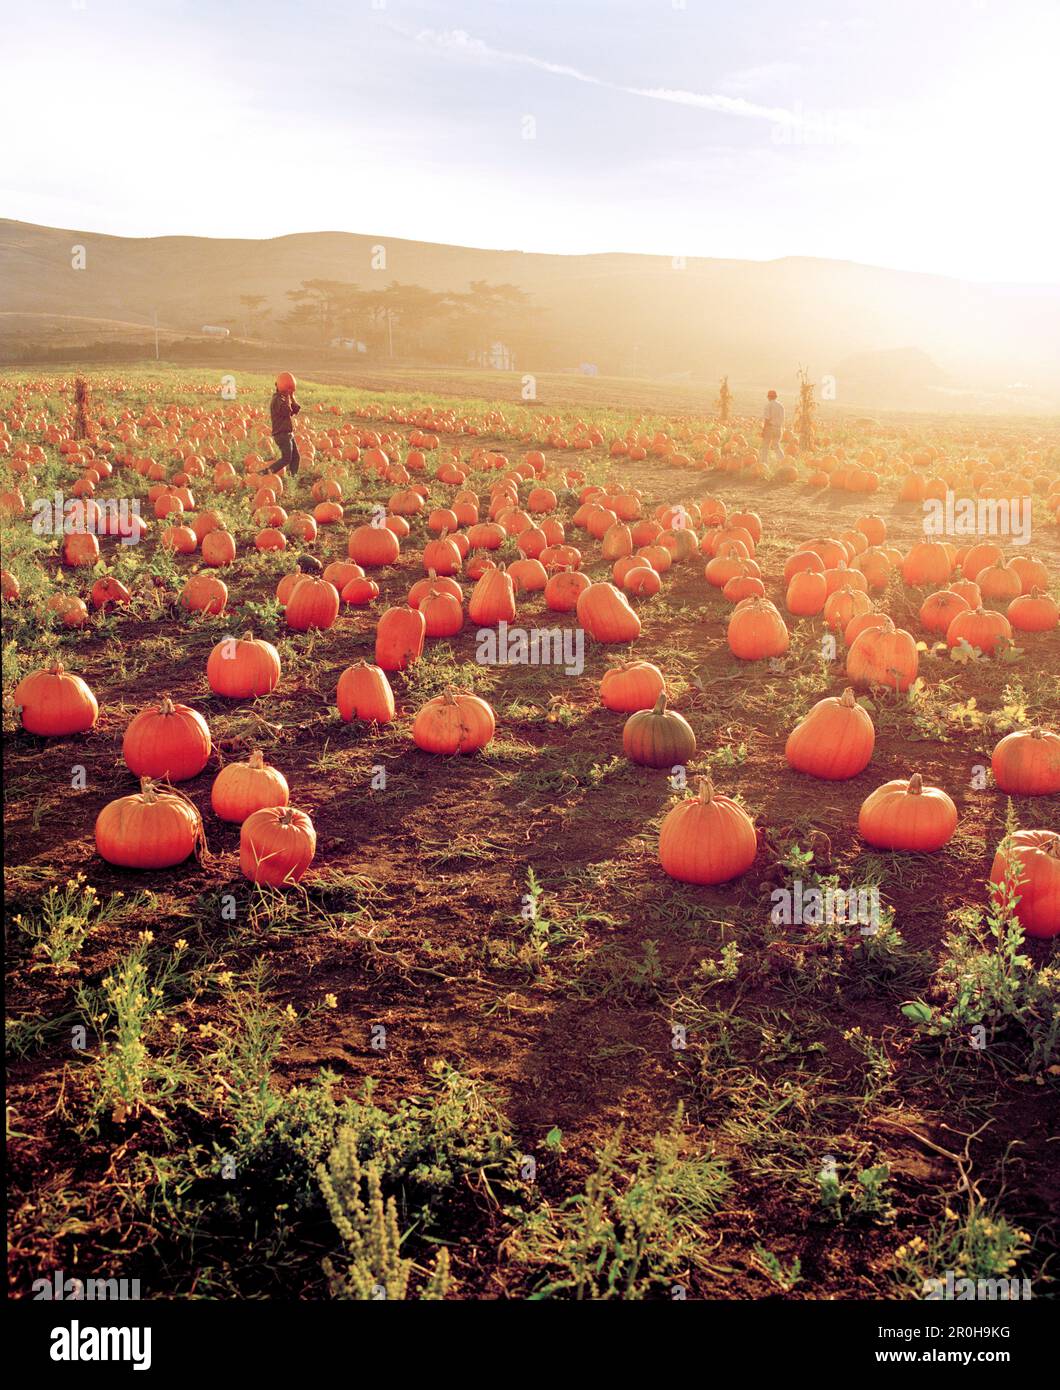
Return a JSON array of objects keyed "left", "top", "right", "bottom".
[{"left": 622, "top": 693, "right": 697, "bottom": 769}]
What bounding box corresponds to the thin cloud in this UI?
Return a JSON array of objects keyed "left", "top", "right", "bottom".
[{"left": 411, "top": 27, "right": 831, "bottom": 132}]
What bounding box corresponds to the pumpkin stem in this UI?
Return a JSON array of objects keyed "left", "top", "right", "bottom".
[
  {"left": 907, "top": 773, "right": 923, "bottom": 794},
  {"left": 697, "top": 778, "right": 715, "bottom": 803},
  {"left": 158, "top": 695, "right": 175, "bottom": 715},
  {"left": 840, "top": 687, "right": 856, "bottom": 707},
  {"left": 248, "top": 750, "right": 265, "bottom": 769},
  {"left": 652, "top": 692, "right": 668, "bottom": 715},
  {"left": 140, "top": 776, "right": 157, "bottom": 803},
  {"left": 241, "top": 630, "right": 254, "bottom": 641},
  {"left": 50, "top": 661, "right": 66, "bottom": 675}
]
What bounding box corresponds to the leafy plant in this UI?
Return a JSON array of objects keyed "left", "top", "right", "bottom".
[{"left": 318, "top": 1130, "right": 451, "bottom": 1300}]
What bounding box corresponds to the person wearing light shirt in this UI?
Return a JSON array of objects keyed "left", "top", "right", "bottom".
[{"left": 759, "top": 389, "right": 785, "bottom": 468}]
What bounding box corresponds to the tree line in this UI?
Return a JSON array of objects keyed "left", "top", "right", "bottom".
[{"left": 234, "top": 280, "right": 548, "bottom": 364}]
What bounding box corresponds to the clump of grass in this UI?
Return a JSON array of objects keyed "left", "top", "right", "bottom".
[
  {"left": 12, "top": 875, "right": 154, "bottom": 972},
  {"left": 318, "top": 1132, "right": 452, "bottom": 1300},
  {"left": 512, "top": 1111, "right": 726, "bottom": 1299},
  {"left": 900, "top": 833, "right": 1059, "bottom": 1071},
  {"left": 76, "top": 932, "right": 194, "bottom": 1125},
  {"left": 894, "top": 1200, "right": 1032, "bottom": 1298}
]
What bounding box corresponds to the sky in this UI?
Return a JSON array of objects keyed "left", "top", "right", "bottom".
[{"left": 5, "top": 0, "right": 1059, "bottom": 284}]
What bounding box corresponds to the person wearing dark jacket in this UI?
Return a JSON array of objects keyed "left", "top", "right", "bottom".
[{"left": 263, "top": 371, "right": 301, "bottom": 475}]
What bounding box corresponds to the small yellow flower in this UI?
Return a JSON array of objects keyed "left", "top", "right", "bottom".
[
  {"left": 175, "top": 938, "right": 188, "bottom": 952},
  {"left": 198, "top": 1022, "right": 215, "bottom": 1037},
  {"left": 284, "top": 1004, "right": 297, "bottom": 1022},
  {"left": 171, "top": 1021, "right": 187, "bottom": 1037},
  {"left": 324, "top": 994, "right": 337, "bottom": 1010},
  {"left": 215, "top": 971, "right": 234, "bottom": 988}
]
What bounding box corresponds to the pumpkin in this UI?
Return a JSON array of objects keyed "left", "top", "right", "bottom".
[
  {"left": 286, "top": 576, "right": 340, "bottom": 632},
  {"left": 375, "top": 605, "right": 426, "bottom": 671},
  {"left": 413, "top": 689, "right": 496, "bottom": 754},
  {"left": 624, "top": 565, "right": 663, "bottom": 596},
  {"left": 337, "top": 662, "right": 395, "bottom": 723},
  {"left": 989, "top": 830, "right": 1060, "bottom": 938},
  {"left": 658, "top": 778, "right": 757, "bottom": 885},
  {"left": 191, "top": 509, "right": 224, "bottom": 543},
  {"left": 1009, "top": 555, "right": 1050, "bottom": 594},
  {"left": 180, "top": 574, "right": 227, "bottom": 615},
  {"left": 945, "top": 606, "right": 1012, "bottom": 655},
  {"left": 576, "top": 582, "right": 641, "bottom": 643},
  {"left": 348, "top": 523, "right": 400, "bottom": 567},
  {"left": 201, "top": 528, "right": 236, "bottom": 567},
  {"left": 469, "top": 565, "right": 517, "bottom": 626},
  {"left": 409, "top": 571, "right": 463, "bottom": 608},
  {"left": 991, "top": 728, "right": 1060, "bottom": 796},
  {"left": 323, "top": 561, "right": 365, "bottom": 591},
  {"left": 211, "top": 750, "right": 290, "bottom": 822},
  {"left": 858, "top": 773, "right": 957, "bottom": 851},
  {"left": 240, "top": 806, "right": 317, "bottom": 885},
  {"left": 545, "top": 568, "right": 591, "bottom": 612},
  {"left": 727, "top": 598, "right": 789, "bottom": 661},
  {"left": 95, "top": 777, "right": 203, "bottom": 868},
  {"left": 422, "top": 534, "right": 462, "bottom": 575},
  {"left": 823, "top": 586, "right": 872, "bottom": 633},
  {"left": 785, "top": 570, "right": 828, "bottom": 616},
  {"left": 467, "top": 522, "right": 506, "bottom": 550},
  {"left": 846, "top": 617, "right": 918, "bottom": 691},
  {"left": 960, "top": 541, "right": 1004, "bottom": 581},
  {"left": 1007, "top": 589, "right": 1059, "bottom": 633},
  {"left": 901, "top": 541, "right": 952, "bottom": 587},
  {"left": 340, "top": 575, "right": 381, "bottom": 606},
  {"left": 13, "top": 663, "right": 99, "bottom": 736},
  {"left": 46, "top": 593, "right": 90, "bottom": 628},
  {"left": 601, "top": 522, "right": 634, "bottom": 561},
  {"left": 844, "top": 610, "right": 888, "bottom": 647},
  {"left": 63, "top": 531, "right": 99, "bottom": 567},
  {"left": 91, "top": 576, "right": 133, "bottom": 610},
  {"left": 123, "top": 696, "right": 212, "bottom": 782},
  {"left": 919, "top": 589, "right": 969, "bottom": 634},
  {"left": 206, "top": 632, "right": 281, "bottom": 698},
  {"left": 622, "top": 692, "right": 696, "bottom": 769},
  {"left": 975, "top": 559, "right": 1022, "bottom": 602},
  {"left": 784, "top": 549, "right": 824, "bottom": 582},
  {"left": 421, "top": 588, "right": 464, "bottom": 637},
  {"left": 600, "top": 661, "right": 666, "bottom": 712},
  {"left": 785, "top": 687, "right": 874, "bottom": 780},
  {"left": 949, "top": 578, "right": 982, "bottom": 608},
  {"left": 508, "top": 558, "right": 548, "bottom": 593}
]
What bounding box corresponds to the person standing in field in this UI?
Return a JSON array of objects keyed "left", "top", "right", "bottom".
[
  {"left": 759, "top": 389, "right": 785, "bottom": 469},
  {"left": 263, "top": 371, "right": 301, "bottom": 476}
]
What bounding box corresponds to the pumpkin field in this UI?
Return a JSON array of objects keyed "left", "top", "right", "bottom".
[{"left": 3, "top": 367, "right": 1058, "bottom": 1302}]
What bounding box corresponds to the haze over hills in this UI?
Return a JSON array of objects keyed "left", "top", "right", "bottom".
[{"left": 2, "top": 219, "right": 1058, "bottom": 413}]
